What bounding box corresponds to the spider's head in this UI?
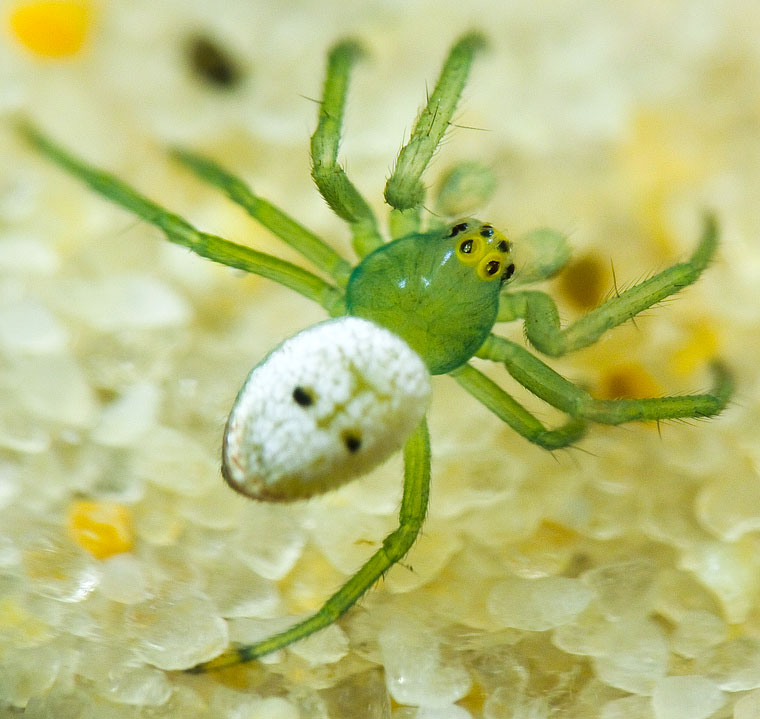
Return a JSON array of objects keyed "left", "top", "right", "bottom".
[
  {"left": 448, "top": 219, "right": 515, "bottom": 285},
  {"left": 346, "top": 219, "right": 516, "bottom": 374}
]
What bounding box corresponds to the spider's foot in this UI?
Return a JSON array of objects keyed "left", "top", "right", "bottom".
[{"left": 186, "top": 645, "right": 254, "bottom": 674}]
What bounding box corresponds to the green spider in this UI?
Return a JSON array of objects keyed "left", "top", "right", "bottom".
[{"left": 20, "top": 32, "right": 732, "bottom": 673}]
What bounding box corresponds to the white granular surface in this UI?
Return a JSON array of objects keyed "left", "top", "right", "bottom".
[{"left": 2, "top": 1, "right": 760, "bottom": 717}]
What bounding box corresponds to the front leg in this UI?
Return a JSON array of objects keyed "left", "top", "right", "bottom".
[
  {"left": 498, "top": 216, "right": 718, "bottom": 357},
  {"left": 310, "top": 40, "right": 383, "bottom": 257},
  {"left": 384, "top": 32, "right": 485, "bottom": 213},
  {"left": 19, "top": 123, "right": 346, "bottom": 315}
]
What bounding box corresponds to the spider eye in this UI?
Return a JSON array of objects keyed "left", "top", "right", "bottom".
[
  {"left": 480, "top": 225, "right": 494, "bottom": 238},
  {"left": 476, "top": 251, "right": 506, "bottom": 281},
  {"left": 497, "top": 239, "right": 509, "bottom": 253},
  {"left": 502, "top": 263, "right": 516, "bottom": 282},
  {"left": 449, "top": 222, "right": 469, "bottom": 237},
  {"left": 456, "top": 235, "right": 483, "bottom": 264}
]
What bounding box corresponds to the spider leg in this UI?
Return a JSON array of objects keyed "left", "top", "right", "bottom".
[
  {"left": 384, "top": 32, "right": 485, "bottom": 216},
  {"left": 450, "top": 363, "right": 587, "bottom": 450},
  {"left": 384, "top": 33, "right": 486, "bottom": 239},
  {"left": 311, "top": 40, "right": 384, "bottom": 257},
  {"left": 19, "top": 123, "right": 345, "bottom": 315},
  {"left": 477, "top": 334, "right": 733, "bottom": 424},
  {"left": 187, "top": 418, "right": 431, "bottom": 673},
  {"left": 497, "top": 216, "right": 718, "bottom": 357},
  {"left": 170, "top": 147, "right": 353, "bottom": 286}
]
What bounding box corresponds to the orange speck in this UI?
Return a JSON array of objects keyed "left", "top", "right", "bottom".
[
  {"left": 559, "top": 253, "right": 609, "bottom": 310},
  {"left": 597, "top": 362, "right": 662, "bottom": 400},
  {"left": 9, "top": 1, "right": 92, "bottom": 59},
  {"left": 68, "top": 499, "right": 133, "bottom": 559}
]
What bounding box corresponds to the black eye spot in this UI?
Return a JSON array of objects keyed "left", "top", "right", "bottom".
[
  {"left": 292, "top": 386, "right": 314, "bottom": 407},
  {"left": 449, "top": 222, "right": 469, "bottom": 237},
  {"left": 459, "top": 239, "right": 474, "bottom": 254},
  {"left": 502, "top": 263, "right": 516, "bottom": 281},
  {"left": 480, "top": 225, "right": 494, "bottom": 238},
  {"left": 341, "top": 431, "right": 362, "bottom": 453},
  {"left": 485, "top": 260, "right": 501, "bottom": 276},
  {"left": 497, "top": 240, "right": 509, "bottom": 253}
]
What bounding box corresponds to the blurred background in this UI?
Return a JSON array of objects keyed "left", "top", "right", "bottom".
[{"left": 1, "top": 1, "right": 759, "bottom": 717}]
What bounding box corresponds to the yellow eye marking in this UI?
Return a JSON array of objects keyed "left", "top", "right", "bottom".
[
  {"left": 451, "top": 220, "right": 513, "bottom": 282},
  {"left": 456, "top": 234, "right": 484, "bottom": 264},
  {"left": 477, "top": 251, "right": 504, "bottom": 281}
]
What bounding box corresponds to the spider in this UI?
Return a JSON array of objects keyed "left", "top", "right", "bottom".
[{"left": 20, "top": 32, "right": 732, "bottom": 673}]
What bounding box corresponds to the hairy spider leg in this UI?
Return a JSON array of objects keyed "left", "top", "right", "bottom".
[
  {"left": 450, "top": 363, "right": 588, "bottom": 449},
  {"left": 168, "top": 32, "right": 484, "bottom": 275},
  {"left": 188, "top": 418, "right": 430, "bottom": 673},
  {"left": 169, "top": 147, "right": 354, "bottom": 287},
  {"left": 497, "top": 215, "right": 719, "bottom": 357},
  {"left": 308, "top": 33, "right": 485, "bottom": 249},
  {"left": 477, "top": 335, "right": 733, "bottom": 424},
  {"left": 384, "top": 32, "right": 486, "bottom": 236},
  {"left": 18, "top": 123, "right": 346, "bottom": 317},
  {"left": 310, "top": 40, "right": 384, "bottom": 256},
  {"left": 473, "top": 216, "right": 731, "bottom": 434}
]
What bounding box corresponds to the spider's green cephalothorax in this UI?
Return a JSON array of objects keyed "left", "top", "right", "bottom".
[{"left": 346, "top": 220, "right": 514, "bottom": 374}]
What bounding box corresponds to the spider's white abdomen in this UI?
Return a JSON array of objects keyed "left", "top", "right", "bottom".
[{"left": 222, "top": 317, "right": 431, "bottom": 501}]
